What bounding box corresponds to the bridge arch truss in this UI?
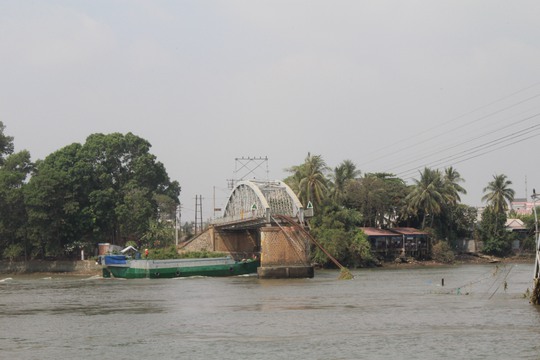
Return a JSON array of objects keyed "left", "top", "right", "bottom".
[{"left": 214, "top": 180, "right": 305, "bottom": 227}]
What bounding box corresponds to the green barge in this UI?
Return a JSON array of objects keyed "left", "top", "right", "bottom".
[{"left": 101, "top": 255, "right": 259, "bottom": 279}]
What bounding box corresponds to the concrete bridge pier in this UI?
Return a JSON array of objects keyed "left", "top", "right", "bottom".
[{"left": 257, "top": 226, "right": 314, "bottom": 279}]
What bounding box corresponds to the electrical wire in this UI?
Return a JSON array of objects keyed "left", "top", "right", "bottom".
[
  {"left": 386, "top": 112, "right": 540, "bottom": 174},
  {"left": 395, "top": 123, "right": 540, "bottom": 179},
  {"left": 358, "top": 83, "right": 540, "bottom": 168}
]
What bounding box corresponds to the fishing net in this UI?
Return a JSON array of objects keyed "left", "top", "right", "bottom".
[{"left": 338, "top": 267, "right": 354, "bottom": 280}]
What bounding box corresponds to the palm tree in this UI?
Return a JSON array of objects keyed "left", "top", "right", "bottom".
[
  {"left": 405, "top": 167, "right": 444, "bottom": 228},
  {"left": 443, "top": 166, "right": 467, "bottom": 205},
  {"left": 286, "top": 153, "right": 329, "bottom": 208},
  {"left": 482, "top": 174, "right": 515, "bottom": 214},
  {"left": 331, "top": 160, "right": 360, "bottom": 203}
]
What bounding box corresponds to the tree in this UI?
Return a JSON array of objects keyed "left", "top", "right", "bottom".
[
  {"left": 0, "top": 150, "right": 33, "bottom": 259},
  {"left": 479, "top": 206, "right": 511, "bottom": 256},
  {"left": 80, "top": 132, "right": 180, "bottom": 243},
  {"left": 0, "top": 121, "right": 14, "bottom": 166},
  {"left": 344, "top": 173, "right": 409, "bottom": 228},
  {"left": 309, "top": 199, "right": 372, "bottom": 267},
  {"left": 285, "top": 153, "right": 329, "bottom": 208},
  {"left": 479, "top": 174, "right": 515, "bottom": 256},
  {"left": 24, "top": 133, "right": 180, "bottom": 258},
  {"left": 24, "top": 143, "right": 92, "bottom": 258},
  {"left": 330, "top": 159, "right": 360, "bottom": 204},
  {"left": 481, "top": 174, "right": 515, "bottom": 214},
  {"left": 405, "top": 168, "right": 444, "bottom": 228},
  {"left": 443, "top": 166, "right": 467, "bottom": 205}
]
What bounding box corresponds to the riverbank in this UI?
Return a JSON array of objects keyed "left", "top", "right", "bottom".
[
  {"left": 0, "top": 253, "right": 534, "bottom": 275},
  {"left": 384, "top": 252, "right": 535, "bottom": 268},
  {"left": 0, "top": 260, "right": 101, "bottom": 275}
]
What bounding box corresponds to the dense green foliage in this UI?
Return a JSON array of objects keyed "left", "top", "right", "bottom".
[
  {"left": 0, "top": 122, "right": 180, "bottom": 260},
  {"left": 309, "top": 200, "right": 374, "bottom": 267},
  {"left": 0, "top": 122, "right": 530, "bottom": 263},
  {"left": 149, "top": 247, "right": 226, "bottom": 260},
  {"left": 343, "top": 172, "right": 408, "bottom": 228},
  {"left": 286, "top": 153, "right": 523, "bottom": 266}
]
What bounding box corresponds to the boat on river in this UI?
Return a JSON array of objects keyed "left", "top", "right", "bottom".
[{"left": 100, "top": 255, "right": 260, "bottom": 279}]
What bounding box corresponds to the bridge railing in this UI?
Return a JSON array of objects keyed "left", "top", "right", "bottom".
[{"left": 212, "top": 209, "right": 268, "bottom": 226}]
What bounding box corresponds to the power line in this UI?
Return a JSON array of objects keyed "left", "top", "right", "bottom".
[
  {"left": 386, "top": 112, "right": 540, "bottom": 174},
  {"left": 359, "top": 83, "right": 540, "bottom": 169},
  {"left": 396, "top": 125, "right": 540, "bottom": 180}
]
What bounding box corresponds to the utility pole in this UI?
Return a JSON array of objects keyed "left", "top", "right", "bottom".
[
  {"left": 195, "top": 195, "right": 203, "bottom": 234},
  {"left": 175, "top": 204, "right": 180, "bottom": 246}
]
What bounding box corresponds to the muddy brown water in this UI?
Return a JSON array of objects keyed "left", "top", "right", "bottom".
[{"left": 1, "top": 263, "right": 539, "bottom": 359}]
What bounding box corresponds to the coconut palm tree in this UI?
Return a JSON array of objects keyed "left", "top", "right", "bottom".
[
  {"left": 331, "top": 159, "right": 360, "bottom": 203},
  {"left": 300, "top": 153, "right": 329, "bottom": 207},
  {"left": 405, "top": 167, "right": 444, "bottom": 228},
  {"left": 443, "top": 166, "right": 467, "bottom": 205},
  {"left": 286, "top": 153, "right": 329, "bottom": 208},
  {"left": 482, "top": 174, "right": 515, "bottom": 214}
]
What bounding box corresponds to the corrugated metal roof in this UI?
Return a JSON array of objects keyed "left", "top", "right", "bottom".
[
  {"left": 360, "top": 227, "right": 402, "bottom": 236},
  {"left": 359, "top": 227, "right": 428, "bottom": 236},
  {"left": 391, "top": 227, "right": 429, "bottom": 236}
]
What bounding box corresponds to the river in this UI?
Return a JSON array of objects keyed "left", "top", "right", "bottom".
[{"left": 1, "top": 263, "right": 539, "bottom": 359}]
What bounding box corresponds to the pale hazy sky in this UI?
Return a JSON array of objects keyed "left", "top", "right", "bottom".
[{"left": 1, "top": 1, "right": 540, "bottom": 222}]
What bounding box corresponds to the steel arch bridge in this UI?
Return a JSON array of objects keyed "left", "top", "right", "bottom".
[{"left": 212, "top": 180, "right": 306, "bottom": 228}]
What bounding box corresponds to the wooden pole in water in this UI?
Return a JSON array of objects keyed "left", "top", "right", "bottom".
[{"left": 531, "top": 190, "right": 540, "bottom": 304}]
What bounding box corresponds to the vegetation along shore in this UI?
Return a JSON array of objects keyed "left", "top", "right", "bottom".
[{"left": 0, "top": 122, "right": 537, "bottom": 269}]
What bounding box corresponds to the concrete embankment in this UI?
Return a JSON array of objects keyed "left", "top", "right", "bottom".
[{"left": 0, "top": 260, "right": 101, "bottom": 275}]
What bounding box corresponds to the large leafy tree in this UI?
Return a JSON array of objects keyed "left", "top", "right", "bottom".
[
  {"left": 0, "top": 150, "right": 33, "bottom": 259},
  {"left": 481, "top": 174, "right": 515, "bottom": 214},
  {"left": 344, "top": 173, "right": 408, "bottom": 227},
  {"left": 0, "top": 121, "right": 14, "bottom": 166},
  {"left": 0, "top": 122, "right": 33, "bottom": 259},
  {"left": 25, "top": 133, "right": 180, "bottom": 258},
  {"left": 309, "top": 199, "right": 372, "bottom": 268},
  {"left": 24, "top": 143, "right": 95, "bottom": 257}
]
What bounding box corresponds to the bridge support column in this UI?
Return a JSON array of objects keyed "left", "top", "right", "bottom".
[{"left": 258, "top": 226, "right": 314, "bottom": 279}]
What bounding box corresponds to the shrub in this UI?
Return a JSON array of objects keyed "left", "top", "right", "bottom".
[
  {"left": 431, "top": 241, "right": 455, "bottom": 264},
  {"left": 148, "top": 246, "right": 227, "bottom": 260},
  {"left": 3, "top": 243, "right": 23, "bottom": 261}
]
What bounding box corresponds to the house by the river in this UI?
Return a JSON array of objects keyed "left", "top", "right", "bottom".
[{"left": 360, "top": 227, "right": 430, "bottom": 260}]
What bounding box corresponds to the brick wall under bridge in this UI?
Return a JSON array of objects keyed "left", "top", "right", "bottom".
[
  {"left": 179, "top": 226, "right": 259, "bottom": 259},
  {"left": 179, "top": 224, "right": 314, "bottom": 278}
]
